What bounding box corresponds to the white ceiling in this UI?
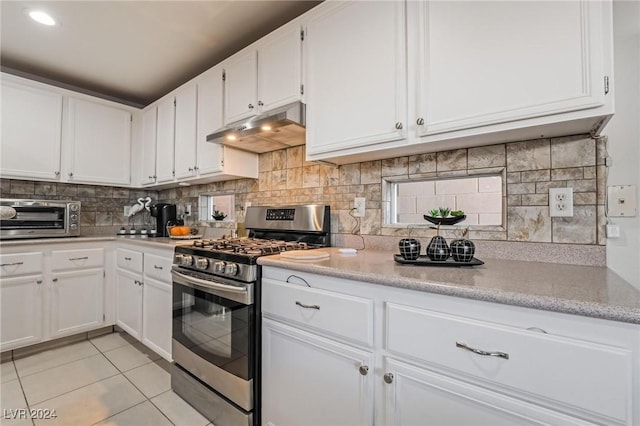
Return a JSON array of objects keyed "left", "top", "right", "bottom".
[{"left": 0, "top": 1, "right": 321, "bottom": 107}]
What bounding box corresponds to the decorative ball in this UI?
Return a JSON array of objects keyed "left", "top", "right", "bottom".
[
  {"left": 450, "top": 239, "right": 475, "bottom": 262},
  {"left": 426, "top": 236, "right": 450, "bottom": 261},
  {"left": 399, "top": 238, "right": 421, "bottom": 260}
]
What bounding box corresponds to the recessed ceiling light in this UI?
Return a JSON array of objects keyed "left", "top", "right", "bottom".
[{"left": 29, "top": 10, "right": 57, "bottom": 26}]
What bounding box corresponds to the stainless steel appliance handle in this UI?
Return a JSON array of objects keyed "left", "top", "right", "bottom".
[
  {"left": 171, "top": 268, "right": 253, "bottom": 305},
  {"left": 455, "top": 342, "right": 509, "bottom": 360}
]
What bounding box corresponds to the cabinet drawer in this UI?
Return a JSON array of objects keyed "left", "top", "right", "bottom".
[
  {"left": 386, "top": 303, "right": 633, "bottom": 423},
  {"left": 116, "top": 248, "right": 143, "bottom": 273},
  {"left": 143, "top": 253, "right": 173, "bottom": 283},
  {"left": 51, "top": 248, "right": 104, "bottom": 271},
  {"left": 0, "top": 252, "right": 43, "bottom": 277},
  {"left": 262, "top": 278, "right": 374, "bottom": 347}
]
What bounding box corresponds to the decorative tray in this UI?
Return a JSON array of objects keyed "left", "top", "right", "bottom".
[
  {"left": 423, "top": 215, "right": 466, "bottom": 226},
  {"left": 394, "top": 254, "right": 484, "bottom": 267}
]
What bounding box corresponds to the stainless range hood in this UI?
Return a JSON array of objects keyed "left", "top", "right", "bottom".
[{"left": 206, "top": 102, "right": 305, "bottom": 154}]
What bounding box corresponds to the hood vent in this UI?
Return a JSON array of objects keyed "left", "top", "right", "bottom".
[{"left": 206, "top": 102, "right": 305, "bottom": 154}]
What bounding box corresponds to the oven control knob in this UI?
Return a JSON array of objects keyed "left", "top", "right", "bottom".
[
  {"left": 195, "top": 257, "right": 209, "bottom": 270},
  {"left": 174, "top": 254, "right": 183, "bottom": 264},
  {"left": 224, "top": 263, "right": 238, "bottom": 276},
  {"left": 181, "top": 255, "right": 194, "bottom": 267},
  {"left": 213, "top": 261, "right": 226, "bottom": 274}
]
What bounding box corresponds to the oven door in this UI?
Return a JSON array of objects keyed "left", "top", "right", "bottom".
[{"left": 171, "top": 268, "right": 255, "bottom": 411}]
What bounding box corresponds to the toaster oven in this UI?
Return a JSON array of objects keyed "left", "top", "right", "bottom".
[{"left": 0, "top": 199, "right": 81, "bottom": 239}]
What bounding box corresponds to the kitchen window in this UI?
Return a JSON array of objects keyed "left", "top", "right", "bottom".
[{"left": 383, "top": 172, "right": 505, "bottom": 228}]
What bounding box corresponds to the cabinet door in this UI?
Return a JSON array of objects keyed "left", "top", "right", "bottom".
[
  {"left": 196, "top": 66, "right": 224, "bottom": 175},
  {"left": 257, "top": 24, "right": 302, "bottom": 111},
  {"left": 140, "top": 107, "right": 157, "bottom": 185},
  {"left": 1, "top": 77, "right": 63, "bottom": 180},
  {"left": 50, "top": 268, "right": 104, "bottom": 338},
  {"left": 383, "top": 358, "right": 596, "bottom": 426},
  {"left": 262, "top": 319, "right": 374, "bottom": 426},
  {"left": 66, "top": 97, "right": 131, "bottom": 185},
  {"left": 115, "top": 268, "right": 143, "bottom": 340},
  {"left": 174, "top": 83, "right": 198, "bottom": 179},
  {"left": 412, "top": 1, "right": 610, "bottom": 137},
  {"left": 0, "top": 275, "right": 44, "bottom": 350},
  {"left": 305, "top": 1, "right": 407, "bottom": 157},
  {"left": 155, "top": 97, "right": 175, "bottom": 183},
  {"left": 223, "top": 50, "right": 258, "bottom": 124},
  {"left": 141, "top": 276, "right": 172, "bottom": 361}
]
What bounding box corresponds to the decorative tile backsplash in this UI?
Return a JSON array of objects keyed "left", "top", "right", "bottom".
[
  {"left": 1, "top": 133, "right": 606, "bottom": 252},
  {"left": 160, "top": 133, "right": 606, "bottom": 248}
]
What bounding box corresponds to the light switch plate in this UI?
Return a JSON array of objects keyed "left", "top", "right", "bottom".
[{"left": 607, "top": 185, "right": 637, "bottom": 217}]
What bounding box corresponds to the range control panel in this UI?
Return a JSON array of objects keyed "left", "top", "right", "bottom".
[{"left": 266, "top": 208, "right": 296, "bottom": 221}]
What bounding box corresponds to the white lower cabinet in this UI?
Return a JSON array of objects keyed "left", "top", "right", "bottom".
[
  {"left": 115, "top": 267, "right": 143, "bottom": 340},
  {"left": 50, "top": 268, "right": 104, "bottom": 338},
  {"left": 0, "top": 274, "right": 44, "bottom": 350},
  {"left": 262, "top": 319, "right": 374, "bottom": 426},
  {"left": 0, "top": 245, "right": 105, "bottom": 352},
  {"left": 115, "top": 247, "right": 173, "bottom": 361},
  {"left": 383, "top": 357, "right": 595, "bottom": 426},
  {"left": 261, "top": 266, "right": 640, "bottom": 426}
]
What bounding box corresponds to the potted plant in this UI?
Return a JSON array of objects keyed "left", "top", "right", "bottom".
[{"left": 212, "top": 210, "right": 227, "bottom": 221}]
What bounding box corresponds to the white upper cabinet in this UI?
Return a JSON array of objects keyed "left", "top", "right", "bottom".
[
  {"left": 305, "top": 1, "right": 407, "bottom": 159},
  {"left": 256, "top": 23, "right": 303, "bottom": 112},
  {"left": 196, "top": 66, "right": 225, "bottom": 175},
  {"left": 65, "top": 97, "right": 132, "bottom": 185},
  {"left": 223, "top": 22, "right": 303, "bottom": 126},
  {"left": 409, "top": 0, "right": 613, "bottom": 140},
  {"left": 1, "top": 75, "right": 63, "bottom": 181},
  {"left": 174, "top": 83, "right": 198, "bottom": 179},
  {"left": 140, "top": 107, "right": 157, "bottom": 185},
  {"left": 223, "top": 50, "right": 258, "bottom": 125},
  {"left": 155, "top": 96, "right": 176, "bottom": 184}
]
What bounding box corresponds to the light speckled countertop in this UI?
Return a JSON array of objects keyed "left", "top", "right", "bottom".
[
  {"left": 258, "top": 247, "right": 640, "bottom": 325},
  {"left": 0, "top": 235, "right": 193, "bottom": 249}
]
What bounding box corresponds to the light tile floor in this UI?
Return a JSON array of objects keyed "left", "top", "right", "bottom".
[{"left": 0, "top": 332, "right": 211, "bottom": 426}]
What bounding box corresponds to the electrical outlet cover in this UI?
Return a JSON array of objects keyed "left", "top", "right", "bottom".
[{"left": 549, "top": 188, "right": 573, "bottom": 217}]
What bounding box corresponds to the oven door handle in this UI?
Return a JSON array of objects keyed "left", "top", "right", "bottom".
[{"left": 171, "top": 268, "right": 254, "bottom": 305}]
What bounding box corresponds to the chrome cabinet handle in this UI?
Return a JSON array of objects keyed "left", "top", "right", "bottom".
[
  {"left": 258, "top": 100, "right": 264, "bottom": 107},
  {"left": 148, "top": 175, "right": 155, "bottom": 179},
  {"left": 55, "top": 171, "right": 61, "bottom": 177},
  {"left": 69, "top": 256, "right": 88, "bottom": 261},
  {"left": 359, "top": 365, "right": 369, "bottom": 376},
  {"left": 134, "top": 280, "right": 143, "bottom": 286},
  {"left": 295, "top": 301, "right": 320, "bottom": 310},
  {"left": 395, "top": 122, "right": 403, "bottom": 130},
  {"left": 194, "top": 166, "right": 199, "bottom": 171},
  {"left": 124, "top": 257, "right": 132, "bottom": 261},
  {"left": 416, "top": 117, "right": 425, "bottom": 125},
  {"left": 0, "top": 261, "right": 24, "bottom": 267},
  {"left": 286, "top": 275, "right": 310, "bottom": 287},
  {"left": 526, "top": 327, "right": 548, "bottom": 334},
  {"left": 456, "top": 342, "right": 509, "bottom": 360},
  {"left": 248, "top": 103, "right": 254, "bottom": 110},
  {"left": 36, "top": 280, "right": 43, "bottom": 285},
  {"left": 52, "top": 278, "right": 58, "bottom": 283},
  {"left": 383, "top": 373, "right": 394, "bottom": 384},
  {"left": 68, "top": 172, "right": 74, "bottom": 178},
  {"left": 188, "top": 167, "right": 194, "bottom": 172},
  {"left": 154, "top": 265, "right": 163, "bottom": 270}
]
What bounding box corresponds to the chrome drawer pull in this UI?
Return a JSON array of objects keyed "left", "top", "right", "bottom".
[
  {"left": 526, "top": 327, "right": 548, "bottom": 334},
  {"left": 456, "top": 342, "right": 509, "bottom": 360},
  {"left": 69, "top": 256, "right": 88, "bottom": 261},
  {"left": 124, "top": 257, "right": 132, "bottom": 261},
  {"left": 359, "top": 365, "right": 369, "bottom": 376},
  {"left": 0, "top": 261, "right": 24, "bottom": 267},
  {"left": 295, "top": 301, "right": 320, "bottom": 310},
  {"left": 286, "top": 274, "right": 310, "bottom": 287},
  {"left": 383, "top": 373, "right": 394, "bottom": 384},
  {"left": 154, "top": 265, "right": 163, "bottom": 270}
]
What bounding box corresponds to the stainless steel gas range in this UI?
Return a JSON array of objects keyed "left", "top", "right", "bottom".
[{"left": 170, "top": 204, "right": 330, "bottom": 426}]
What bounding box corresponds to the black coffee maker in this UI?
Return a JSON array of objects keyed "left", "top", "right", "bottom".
[{"left": 149, "top": 203, "right": 177, "bottom": 237}]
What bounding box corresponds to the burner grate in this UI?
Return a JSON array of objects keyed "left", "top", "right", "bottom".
[{"left": 188, "top": 237, "right": 308, "bottom": 256}]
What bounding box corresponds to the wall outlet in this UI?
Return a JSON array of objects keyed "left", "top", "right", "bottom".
[
  {"left": 354, "top": 197, "right": 366, "bottom": 217},
  {"left": 549, "top": 188, "right": 573, "bottom": 217}
]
